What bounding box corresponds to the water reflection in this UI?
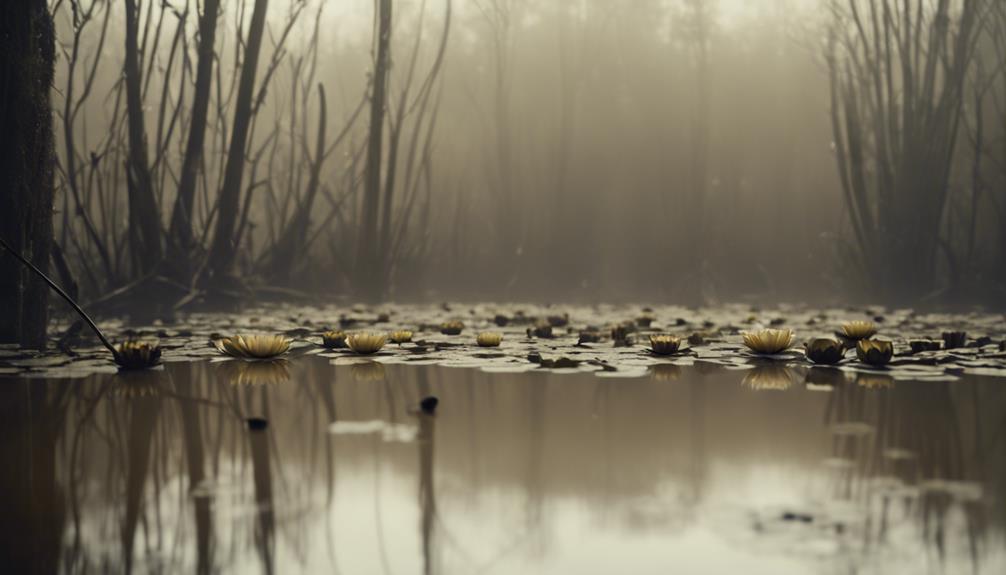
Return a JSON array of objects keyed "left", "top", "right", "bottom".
[{"left": 0, "top": 357, "right": 1004, "bottom": 574}]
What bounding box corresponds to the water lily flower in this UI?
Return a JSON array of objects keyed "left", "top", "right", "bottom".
[
  {"left": 527, "top": 323, "right": 553, "bottom": 338},
  {"left": 322, "top": 330, "right": 348, "bottom": 349},
  {"left": 856, "top": 339, "right": 893, "bottom": 367},
  {"left": 348, "top": 332, "right": 387, "bottom": 354},
  {"left": 440, "top": 320, "right": 465, "bottom": 335},
  {"left": 214, "top": 334, "right": 292, "bottom": 359},
  {"left": 840, "top": 320, "right": 877, "bottom": 341},
  {"left": 742, "top": 329, "right": 795, "bottom": 354},
  {"left": 112, "top": 340, "right": 162, "bottom": 370},
  {"left": 649, "top": 334, "right": 682, "bottom": 355},
  {"left": 805, "top": 338, "right": 844, "bottom": 365},
  {"left": 477, "top": 332, "right": 503, "bottom": 347},
  {"left": 389, "top": 330, "right": 413, "bottom": 344}
]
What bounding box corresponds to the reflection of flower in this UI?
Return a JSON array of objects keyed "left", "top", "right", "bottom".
[
  {"left": 476, "top": 332, "right": 503, "bottom": 347},
  {"left": 649, "top": 334, "right": 682, "bottom": 355},
  {"left": 856, "top": 373, "right": 894, "bottom": 388},
  {"left": 805, "top": 338, "right": 844, "bottom": 365},
  {"left": 742, "top": 329, "right": 795, "bottom": 354},
  {"left": 440, "top": 320, "right": 465, "bottom": 335},
  {"left": 389, "top": 330, "right": 413, "bottom": 344},
  {"left": 348, "top": 332, "right": 387, "bottom": 354},
  {"left": 351, "top": 361, "right": 386, "bottom": 382},
  {"left": 742, "top": 365, "right": 795, "bottom": 391},
  {"left": 856, "top": 339, "right": 893, "bottom": 367},
  {"left": 224, "top": 359, "right": 291, "bottom": 386},
  {"left": 322, "top": 331, "right": 347, "bottom": 349},
  {"left": 113, "top": 340, "right": 162, "bottom": 370},
  {"left": 113, "top": 370, "right": 167, "bottom": 397},
  {"left": 650, "top": 364, "right": 682, "bottom": 381},
  {"left": 214, "top": 334, "right": 291, "bottom": 359},
  {"left": 841, "top": 320, "right": 877, "bottom": 341}
]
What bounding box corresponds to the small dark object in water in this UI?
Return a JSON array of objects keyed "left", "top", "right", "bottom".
[
  {"left": 527, "top": 351, "right": 543, "bottom": 364},
  {"left": 770, "top": 318, "right": 786, "bottom": 326},
  {"left": 440, "top": 320, "right": 465, "bottom": 335},
  {"left": 541, "top": 357, "right": 579, "bottom": 369},
  {"left": 675, "top": 318, "right": 688, "bottom": 326},
  {"left": 781, "top": 511, "right": 813, "bottom": 523},
  {"left": 547, "top": 314, "right": 569, "bottom": 327},
  {"left": 805, "top": 338, "right": 844, "bottom": 365},
  {"left": 971, "top": 336, "right": 993, "bottom": 347},
  {"left": 636, "top": 315, "right": 654, "bottom": 328},
  {"left": 527, "top": 324, "right": 553, "bottom": 338},
  {"left": 339, "top": 316, "right": 358, "bottom": 328},
  {"left": 578, "top": 331, "right": 602, "bottom": 345},
  {"left": 420, "top": 396, "right": 439, "bottom": 415},
  {"left": 247, "top": 418, "right": 268, "bottom": 431},
  {"left": 688, "top": 332, "right": 705, "bottom": 346},
  {"left": 909, "top": 339, "right": 941, "bottom": 354},
  {"left": 375, "top": 312, "right": 391, "bottom": 323},
  {"left": 702, "top": 320, "right": 715, "bottom": 329},
  {"left": 611, "top": 324, "right": 632, "bottom": 345},
  {"left": 942, "top": 331, "right": 967, "bottom": 349},
  {"left": 493, "top": 314, "right": 509, "bottom": 327},
  {"left": 873, "top": 315, "right": 885, "bottom": 323},
  {"left": 1001, "top": 340, "right": 1006, "bottom": 352}
]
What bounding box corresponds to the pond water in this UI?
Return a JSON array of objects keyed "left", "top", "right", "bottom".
[{"left": 2, "top": 355, "right": 1005, "bottom": 574}]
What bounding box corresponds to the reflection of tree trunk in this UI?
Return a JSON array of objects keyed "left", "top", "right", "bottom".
[
  {"left": 121, "top": 393, "right": 162, "bottom": 574},
  {"left": 357, "top": 0, "right": 393, "bottom": 299},
  {"left": 168, "top": 0, "right": 220, "bottom": 275},
  {"left": 207, "top": 0, "right": 270, "bottom": 281},
  {"left": 0, "top": 0, "right": 55, "bottom": 348},
  {"left": 0, "top": 382, "right": 67, "bottom": 574},
  {"left": 418, "top": 414, "right": 437, "bottom": 575},
  {"left": 250, "top": 425, "right": 275, "bottom": 575},
  {"left": 177, "top": 368, "right": 213, "bottom": 575},
  {"left": 123, "top": 0, "right": 163, "bottom": 275}
]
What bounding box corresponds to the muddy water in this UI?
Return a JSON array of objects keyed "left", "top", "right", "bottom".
[{"left": 1, "top": 357, "right": 1004, "bottom": 574}]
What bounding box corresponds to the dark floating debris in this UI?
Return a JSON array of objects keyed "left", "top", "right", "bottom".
[
  {"left": 781, "top": 511, "right": 814, "bottom": 523},
  {"left": 527, "top": 323, "right": 554, "bottom": 339},
  {"left": 577, "top": 330, "right": 602, "bottom": 345},
  {"left": 419, "top": 396, "right": 439, "bottom": 415},
  {"left": 942, "top": 331, "right": 968, "bottom": 349},
  {"left": 909, "top": 339, "right": 941, "bottom": 354},
  {"left": 247, "top": 418, "right": 269, "bottom": 431}
]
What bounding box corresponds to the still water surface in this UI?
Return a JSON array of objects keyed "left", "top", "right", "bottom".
[{"left": 1, "top": 357, "right": 1004, "bottom": 574}]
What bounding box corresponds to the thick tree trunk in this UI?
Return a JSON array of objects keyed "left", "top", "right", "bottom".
[
  {"left": 0, "top": 0, "right": 55, "bottom": 348},
  {"left": 356, "top": 0, "right": 393, "bottom": 299},
  {"left": 168, "top": 0, "right": 221, "bottom": 274},
  {"left": 123, "top": 0, "right": 163, "bottom": 275},
  {"left": 206, "top": 0, "right": 269, "bottom": 281}
]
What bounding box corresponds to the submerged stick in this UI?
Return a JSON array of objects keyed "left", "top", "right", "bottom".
[{"left": 0, "top": 236, "right": 117, "bottom": 354}]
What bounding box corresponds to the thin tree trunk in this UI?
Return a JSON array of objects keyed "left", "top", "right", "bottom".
[
  {"left": 168, "top": 0, "right": 221, "bottom": 272},
  {"left": 207, "top": 0, "right": 270, "bottom": 281},
  {"left": 124, "top": 0, "right": 164, "bottom": 275},
  {"left": 356, "top": 0, "right": 393, "bottom": 298},
  {"left": 0, "top": 0, "right": 55, "bottom": 348}
]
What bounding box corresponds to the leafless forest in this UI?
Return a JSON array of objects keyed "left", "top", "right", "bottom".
[{"left": 11, "top": 0, "right": 1006, "bottom": 314}]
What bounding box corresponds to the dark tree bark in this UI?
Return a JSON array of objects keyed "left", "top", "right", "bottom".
[
  {"left": 207, "top": 0, "right": 270, "bottom": 281},
  {"left": 356, "top": 0, "right": 393, "bottom": 298},
  {"left": 168, "top": 0, "right": 221, "bottom": 273},
  {"left": 0, "top": 0, "right": 56, "bottom": 348},
  {"left": 123, "top": 0, "right": 164, "bottom": 275}
]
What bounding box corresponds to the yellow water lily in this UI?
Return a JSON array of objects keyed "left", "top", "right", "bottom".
[
  {"left": 112, "top": 340, "right": 162, "bottom": 370},
  {"left": 440, "top": 320, "right": 465, "bottom": 335},
  {"left": 214, "top": 334, "right": 292, "bottom": 359},
  {"left": 389, "top": 330, "right": 413, "bottom": 344},
  {"left": 321, "top": 330, "right": 347, "bottom": 349},
  {"left": 649, "top": 334, "right": 682, "bottom": 355},
  {"left": 476, "top": 332, "right": 503, "bottom": 347},
  {"left": 856, "top": 339, "right": 893, "bottom": 367},
  {"left": 347, "top": 332, "right": 387, "bottom": 354},
  {"left": 841, "top": 320, "right": 877, "bottom": 341},
  {"left": 805, "top": 338, "right": 844, "bottom": 365},
  {"left": 742, "top": 329, "right": 795, "bottom": 354}
]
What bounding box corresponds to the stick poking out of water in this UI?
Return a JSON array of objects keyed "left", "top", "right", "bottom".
[{"left": 0, "top": 236, "right": 117, "bottom": 354}]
